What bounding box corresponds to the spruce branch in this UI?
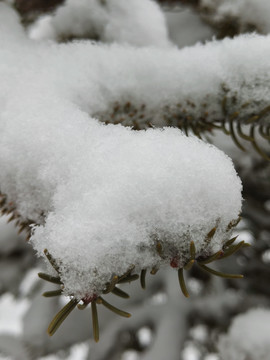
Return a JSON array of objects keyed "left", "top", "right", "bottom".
[
  {"left": 96, "top": 88, "right": 270, "bottom": 161},
  {"left": 38, "top": 218, "right": 250, "bottom": 342},
  {"left": 0, "top": 4, "right": 263, "bottom": 348}
]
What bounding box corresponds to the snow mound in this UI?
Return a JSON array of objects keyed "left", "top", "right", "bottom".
[
  {"left": 0, "top": 4, "right": 244, "bottom": 298},
  {"left": 218, "top": 308, "right": 270, "bottom": 360}
]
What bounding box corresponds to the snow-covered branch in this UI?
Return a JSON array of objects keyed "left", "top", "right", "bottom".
[
  {"left": 29, "top": 0, "right": 171, "bottom": 47},
  {"left": 162, "top": 0, "right": 270, "bottom": 38},
  {"left": 25, "top": 0, "right": 270, "bottom": 160},
  {"left": 0, "top": 3, "right": 244, "bottom": 294},
  {"left": 0, "top": 3, "right": 265, "bottom": 343},
  {"left": 199, "top": 0, "right": 270, "bottom": 36}
]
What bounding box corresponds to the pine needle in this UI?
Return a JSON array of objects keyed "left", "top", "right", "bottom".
[
  {"left": 103, "top": 275, "right": 119, "bottom": 294},
  {"left": 205, "top": 227, "right": 216, "bottom": 245},
  {"left": 118, "top": 274, "right": 139, "bottom": 284},
  {"left": 150, "top": 267, "right": 159, "bottom": 275},
  {"left": 226, "top": 216, "right": 241, "bottom": 231},
  {"left": 47, "top": 298, "right": 78, "bottom": 336},
  {"left": 220, "top": 241, "right": 246, "bottom": 259},
  {"left": 38, "top": 272, "right": 62, "bottom": 285},
  {"left": 224, "top": 235, "right": 239, "bottom": 247},
  {"left": 198, "top": 250, "right": 223, "bottom": 265},
  {"left": 91, "top": 301, "right": 99, "bottom": 342},
  {"left": 44, "top": 249, "right": 60, "bottom": 273},
  {"left": 140, "top": 269, "right": 147, "bottom": 289},
  {"left": 77, "top": 303, "right": 88, "bottom": 310},
  {"left": 97, "top": 297, "right": 131, "bottom": 318},
  {"left": 199, "top": 264, "right": 243, "bottom": 279},
  {"left": 112, "top": 287, "right": 130, "bottom": 299},
  {"left": 184, "top": 259, "right": 195, "bottom": 270},
  {"left": 43, "top": 290, "right": 62, "bottom": 297},
  {"left": 250, "top": 124, "right": 270, "bottom": 161},
  {"left": 156, "top": 241, "right": 163, "bottom": 257},
  {"left": 178, "top": 268, "right": 189, "bottom": 297},
  {"left": 190, "top": 241, "right": 196, "bottom": 260}
]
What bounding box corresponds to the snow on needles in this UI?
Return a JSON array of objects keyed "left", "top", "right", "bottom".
[
  {"left": 218, "top": 308, "right": 270, "bottom": 360},
  {"left": 0, "top": 4, "right": 245, "bottom": 297}
]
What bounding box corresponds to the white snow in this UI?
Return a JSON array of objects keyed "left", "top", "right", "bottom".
[
  {"left": 201, "top": 0, "right": 270, "bottom": 34},
  {"left": 29, "top": 0, "right": 172, "bottom": 47},
  {"left": 0, "top": 294, "right": 30, "bottom": 335},
  {"left": 39, "top": 342, "right": 89, "bottom": 360},
  {"left": 0, "top": 4, "right": 250, "bottom": 298},
  {"left": 218, "top": 308, "right": 270, "bottom": 360},
  {"left": 165, "top": 8, "right": 214, "bottom": 48}
]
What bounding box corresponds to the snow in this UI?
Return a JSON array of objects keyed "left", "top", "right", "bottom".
[
  {"left": 0, "top": 294, "right": 30, "bottom": 335},
  {"left": 182, "top": 345, "right": 201, "bottom": 360},
  {"left": 39, "top": 342, "right": 89, "bottom": 360},
  {"left": 29, "top": 0, "right": 171, "bottom": 47},
  {"left": 218, "top": 308, "right": 270, "bottom": 360},
  {"left": 0, "top": 4, "right": 249, "bottom": 299},
  {"left": 30, "top": 127, "right": 242, "bottom": 297},
  {"left": 137, "top": 326, "right": 153, "bottom": 347},
  {"left": 201, "top": 0, "right": 270, "bottom": 34},
  {"left": 165, "top": 8, "right": 214, "bottom": 48}
]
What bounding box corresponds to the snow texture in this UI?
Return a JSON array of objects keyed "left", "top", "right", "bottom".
[
  {"left": 218, "top": 308, "right": 270, "bottom": 360},
  {"left": 201, "top": 0, "right": 270, "bottom": 34},
  {"left": 29, "top": 0, "right": 172, "bottom": 48},
  {"left": 22, "top": 7, "right": 270, "bottom": 129},
  {"left": 0, "top": 4, "right": 246, "bottom": 298}
]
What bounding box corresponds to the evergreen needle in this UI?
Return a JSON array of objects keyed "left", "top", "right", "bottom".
[
  {"left": 199, "top": 264, "right": 243, "bottom": 279},
  {"left": 178, "top": 268, "right": 189, "bottom": 298},
  {"left": 47, "top": 299, "right": 78, "bottom": 336},
  {"left": 118, "top": 274, "right": 139, "bottom": 284},
  {"left": 112, "top": 287, "right": 130, "bottom": 299},
  {"left": 43, "top": 289, "right": 62, "bottom": 297},
  {"left": 140, "top": 269, "right": 147, "bottom": 289},
  {"left": 38, "top": 272, "right": 62, "bottom": 285},
  {"left": 91, "top": 301, "right": 99, "bottom": 342},
  {"left": 97, "top": 297, "right": 131, "bottom": 318}
]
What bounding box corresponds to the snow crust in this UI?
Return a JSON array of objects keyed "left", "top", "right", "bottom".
[
  {"left": 218, "top": 308, "right": 270, "bottom": 360},
  {"left": 0, "top": 4, "right": 246, "bottom": 297},
  {"left": 29, "top": 0, "right": 171, "bottom": 48}
]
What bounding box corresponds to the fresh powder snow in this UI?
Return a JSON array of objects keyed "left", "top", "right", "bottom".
[{"left": 0, "top": 3, "right": 246, "bottom": 298}]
